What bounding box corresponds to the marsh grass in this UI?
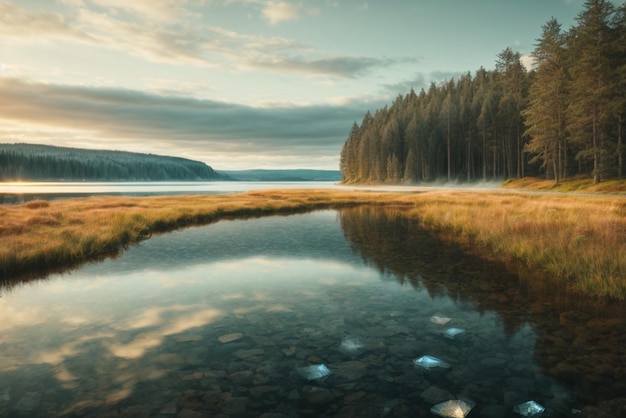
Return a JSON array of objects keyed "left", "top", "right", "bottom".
[
  {"left": 503, "top": 177, "right": 626, "bottom": 194},
  {"left": 403, "top": 191, "right": 626, "bottom": 298},
  {"left": 1, "top": 188, "right": 625, "bottom": 299}
]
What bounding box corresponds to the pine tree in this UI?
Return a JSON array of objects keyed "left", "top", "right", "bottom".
[
  {"left": 567, "top": 0, "right": 616, "bottom": 183},
  {"left": 523, "top": 18, "right": 569, "bottom": 183}
]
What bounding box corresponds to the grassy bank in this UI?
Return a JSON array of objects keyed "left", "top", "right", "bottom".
[
  {"left": 1, "top": 189, "right": 625, "bottom": 299},
  {"left": 503, "top": 176, "right": 626, "bottom": 194}
]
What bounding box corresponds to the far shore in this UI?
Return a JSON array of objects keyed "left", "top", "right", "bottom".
[{"left": 1, "top": 183, "right": 625, "bottom": 299}]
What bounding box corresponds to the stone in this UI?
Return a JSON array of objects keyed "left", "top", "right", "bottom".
[
  {"left": 282, "top": 346, "right": 296, "bottom": 356},
  {"left": 221, "top": 397, "right": 248, "bottom": 414},
  {"left": 335, "top": 404, "right": 380, "bottom": 418},
  {"left": 420, "top": 386, "right": 454, "bottom": 404},
  {"left": 159, "top": 402, "right": 178, "bottom": 415},
  {"left": 598, "top": 398, "right": 626, "bottom": 417},
  {"left": 301, "top": 386, "right": 335, "bottom": 405},
  {"left": 13, "top": 392, "right": 41, "bottom": 414},
  {"left": 334, "top": 361, "right": 367, "bottom": 381},
  {"left": 479, "top": 404, "right": 509, "bottom": 418},
  {"left": 430, "top": 400, "right": 473, "bottom": 418},
  {"left": 578, "top": 406, "right": 615, "bottom": 418},
  {"left": 218, "top": 333, "right": 243, "bottom": 343},
  {"left": 174, "top": 334, "right": 203, "bottom": 343}
]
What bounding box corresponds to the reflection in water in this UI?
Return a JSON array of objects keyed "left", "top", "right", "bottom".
[
  {"left": 339, "top": 206, "right": 626, "bottom": 404},
  {"left": 0, "top": 209, "right": 624, "bottom": 417}
]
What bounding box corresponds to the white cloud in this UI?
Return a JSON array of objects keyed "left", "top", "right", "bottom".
[
  {"left": 88, "top": 0, "right": 192, "bottom": 23},
  {"left": 520, "top": 54, "right": 536, "bottom": 70},
  {"left": 262, "top": 1, "right": 301, "bottom": 25},
  {"left": 4, "top": 1, "right": 406, "bottom": 79},
  {"left": 0, "top": 1, "right": 93, "bottom": 41}
]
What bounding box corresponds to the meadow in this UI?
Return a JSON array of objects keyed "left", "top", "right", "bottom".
[{"left": 1, "top": 188, "right": 625, "bottom": 299}]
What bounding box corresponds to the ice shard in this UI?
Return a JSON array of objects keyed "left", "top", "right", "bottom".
[
  {"left": 442, "top": 328, "right": 465, "bottom": 340},
  {"left": 430, "top": 315, "right": 451, "bottom": 325},
  {"left": 513, "top": 400, "right": 545, "bottom": 416},
  {"left": 297, "top": 364, "right": 332, "bottom": 381},
  {"left": 430, "top": 400, "right": 473, "bottom": 418},
  {"left": 412, "top": 355, "right": 451, "bottom": 369},
  {"left": 338, "top": 337, "right": 365, "bottom": 357}
]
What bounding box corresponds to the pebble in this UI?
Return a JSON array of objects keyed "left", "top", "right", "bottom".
[{"left": 217, "top": 332, "right": 243, "bottom": 343}]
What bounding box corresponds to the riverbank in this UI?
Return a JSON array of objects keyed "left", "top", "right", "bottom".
[
  {"left": 503, "top": 176, "right": 626, "bottom": 194},
  {"left": 1, "top": 189, "right": 625, "bottom": 299}
]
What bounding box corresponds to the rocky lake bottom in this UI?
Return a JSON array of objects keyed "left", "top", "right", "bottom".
[{"left": 1, "top": 209, "right": 625, "bottom": 417}]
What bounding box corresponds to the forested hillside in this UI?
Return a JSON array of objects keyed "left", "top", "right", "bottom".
[
  {"left": 341, "top": 0, "right": 626, "bottom": 184},
  {"left": 0, "top": 144, "right": 226, "bottom": 181},
  {"left": 222, "top": 169, "right": 341, "bottom": 181}
]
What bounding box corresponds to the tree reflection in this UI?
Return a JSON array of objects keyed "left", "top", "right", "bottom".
[{"left": 338, "top": 206, "right": 626, "bottom": 403}]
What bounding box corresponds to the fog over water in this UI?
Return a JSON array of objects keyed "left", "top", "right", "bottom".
[{"left": 0, "top": 180, "right": 509, "bottom": 204}]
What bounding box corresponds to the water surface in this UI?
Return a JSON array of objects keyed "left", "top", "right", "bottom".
[
  {"left": 1, "top": 208, "right": 624, "bottom": 417},
  {"left": 0, "top": 181, "right": 342, "bottom": 203}
]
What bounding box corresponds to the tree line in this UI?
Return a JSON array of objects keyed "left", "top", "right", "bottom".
[
  {"left": 0, "top": 144, "right": 225, "bottom": 181},
  {"left": 341, "top": 0, "right": 626, "bottom": 184}
]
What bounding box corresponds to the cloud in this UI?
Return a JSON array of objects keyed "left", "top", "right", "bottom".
[
  {"left": 89, "top": 0, "right": 192, "bottom": 23},
  {"left": 383, "top": 70, "right": 465, "bottom": 95},
  {"left": 250, "top": 56, "right": 414, "bottom": 79},
  {"left": 3, "top": 1, "right": 411, "bottom": 81},
  {"left": 261, "top": 1, "right": 301, "bottom": 25},
  {"left": 520, "top": 54, "right": 536, "bottom": 70},
  {"left": 74, "top": 8, "right": 213, "bottom": 66},
  {"left": 0, "top": 78, "right": 366, "bottom": 166},
  {"left": 0, "top": 1, "right": 93, "bottom": 41}
]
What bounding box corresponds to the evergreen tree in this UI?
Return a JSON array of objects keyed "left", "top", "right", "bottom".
[
  {"left": 523, "top": 18, "right": 569, "bottom": 183},
  {"left": 567, "top": 0, "right": 616, "bottom": 183}
]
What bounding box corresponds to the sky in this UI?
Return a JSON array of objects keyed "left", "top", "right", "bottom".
[{"left": 0, "top": 0, "right": 620, "bottom": 170}]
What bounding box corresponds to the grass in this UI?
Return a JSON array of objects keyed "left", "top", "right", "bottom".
[
  {"left": 1, "top": 188, "right": 625, "bottom": 299},
  {"left": 503, "top": 176, "right": 626, "bottom": 194}
]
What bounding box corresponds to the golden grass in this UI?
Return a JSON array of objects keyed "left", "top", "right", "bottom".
[
  {"left": 503, "top": 177, "right": 626, "bottom": 194},
  {"left": 1, "top": 188, "right": 625, "bottom": 299}
]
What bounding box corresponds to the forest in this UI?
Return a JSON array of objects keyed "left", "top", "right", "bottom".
[
  {"left": 0, "top": 143, "right": 225, "bottom": 181},
  {"left": 340, "top": 0, "right": 626, "bottom": 184}
]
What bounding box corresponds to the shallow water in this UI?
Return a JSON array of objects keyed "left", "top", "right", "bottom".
[{"left": 0, "top": 208, "right": 624, "bottom": 417}]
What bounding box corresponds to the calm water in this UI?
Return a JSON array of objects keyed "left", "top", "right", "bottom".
[
  {"left": 0, "top": 181, "right": 343, "bottom": 203},
  {"left": 1, "top": 208, "right": 625, "bottom": 417}
]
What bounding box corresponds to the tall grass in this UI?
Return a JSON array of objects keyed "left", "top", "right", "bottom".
[
  {"left": 1, "top": 189, "right": 625, "bottom": 299},
  {"left": 402, "top": 191, "right": 626, "bottom": 298}
]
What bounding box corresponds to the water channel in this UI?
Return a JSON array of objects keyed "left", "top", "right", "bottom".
[{"left": 1, "top": 207, "right": 624, "bottom": 417}]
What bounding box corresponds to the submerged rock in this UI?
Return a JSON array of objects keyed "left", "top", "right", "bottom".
[
  {"left": 218, "top": 332, "right": 243, "bottom": 343},
  {"left": 430, "top": 400, "right": 473, "bottom": 418},
  {"left": 420, "top": 385, "right": 454, "bottom": 404},
  {"left": 13, "top": 392, "right": 41, "bottom": 414}
]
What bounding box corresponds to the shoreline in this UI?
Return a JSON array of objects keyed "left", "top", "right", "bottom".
[{"left": 1, "top": 188, "right": 625, "bottom": 299}]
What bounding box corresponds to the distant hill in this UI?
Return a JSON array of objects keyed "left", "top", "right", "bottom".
[
  {"left": 221, "top": 169, "right": 341, "bottom": 182},
  {"left": 0, "top": 143, "right": 228, "bottom": 181}
]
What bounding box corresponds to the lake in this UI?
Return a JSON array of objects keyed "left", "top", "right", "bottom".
[
  {"left": 0, "top": 181, "right": 344, "bottom": 204},
  {"left": 1, "top": 207, "right": 624, "bottom": 417}
]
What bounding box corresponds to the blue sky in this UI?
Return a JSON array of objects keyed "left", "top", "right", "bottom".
[{"left": 0, "top": 0, "right": 618, "bottom": 170}]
